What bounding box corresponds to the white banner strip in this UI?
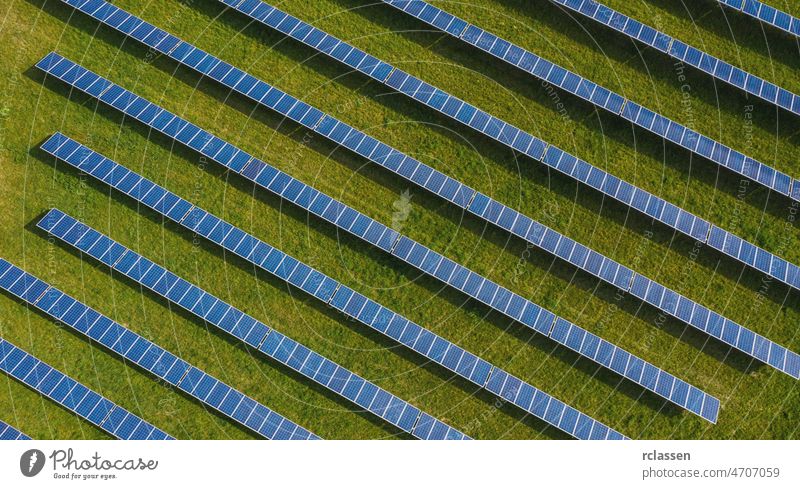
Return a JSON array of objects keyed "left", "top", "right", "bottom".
[{"left": 1, "top": 440, "right": 796, "bottom": 488}]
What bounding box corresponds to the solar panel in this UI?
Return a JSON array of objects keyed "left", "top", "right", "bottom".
[
  {"left": 378, "top": 0, "right": 796, "bottom": 199},
  {"left": 469, "top": 193, "right": 799, "bottom": 379},
  {"left": 548, "top": 0, "right": 800, "bottom": 116},
  {"left": 36, "top": 209, "right": 463, "bottom": 441},
  {"left": 719, "top": 0, "right": 800, "bottom": 38},
  {"left": 0, "top": 335, "right": 172, "bottom": 440},
  {"left": 36, "top": 52, "right": 721, "bottom": 420},
  {"left": 0, "top": 258, "right": 318, "bottom": 440},
  {"left": 38, "top": 142, "right": 626, "bottom": 441},
  {"left": 0, "top": 419, "right": 31, "bottom": 440},
  {"left": 43, "top": 2, "right": 800, "bottom": 374}
]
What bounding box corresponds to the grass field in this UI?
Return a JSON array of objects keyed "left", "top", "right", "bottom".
[{"left": 0, "top": 0, "right": 798, "bottom": 440}]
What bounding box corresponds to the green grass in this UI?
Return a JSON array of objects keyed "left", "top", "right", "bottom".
[{"left": 0, "top": 0, "right": 798, "bottom": 439}]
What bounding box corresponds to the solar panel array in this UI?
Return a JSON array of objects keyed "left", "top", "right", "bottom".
[
  {"left": 39, "top": 137, "right": 627, "bottom": 441},
  {"left": 76, "top": 0, "right": 799, "bottom": 295},
  {"left": 378, "top": 0, "right": 798, "bottom": 200},
  {"left": 719, "top": 0, "right": 800, "bottom": 37},
  {"left": 472, "top": 188, "right": 800, "bottom": 380},
  {"left": 43, "top": 1, "right": 800, "bottom": 380},
  {"left": 37, "top": 215, "right": 467, "bottom": 441},
  {"left": 34, "top": 43, "right": 723, "bottom": 422},
  {"left": 0, "top": 332, "right": 173, "bottom": 440},
  {"left": 0, "top": 419, "right": 31, "bottom": 440},
  {"left": 551, "top": 0, "right": 800, "bottom": 121},
  {"left": 0, "top": 258, "right": 318, "bottom": 440},
  {"left": 12, "top": 0, "right": 795, "bottom": 442}
]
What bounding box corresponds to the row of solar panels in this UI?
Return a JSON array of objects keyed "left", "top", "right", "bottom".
[
  {"left": 378, "top": 0, "right": 797, "bottom": 199},
  {"left": 40, "top": 132, "right": 626, "bottom": 440},
  {"left": 0, "top": 333, "right": 172, "bottom": 440},
  {"left": 202, "top": 0, "right": 800, "bottom": 294},
  {"left": 551, "top": 0, "right": 800, "bottom": 119},
  {"left": 550, "top": 317, "right": 703, "bottom": 409},
  {"left": 53, "top": 0, "right": 799, "bottom": 383},
  {"left": 62, "top": 0, "right": 800, "bottom": 223},
  {"left": 51, "top": 0, "right": 800, "bottom": 379},
  {"left": 719, "top": 0, "right": 800, "bottom": 37},
  {"left": 0, "top": 258, "right": 320, "bottom": 440},
  {"left": 34, "top": 206, "right": 464, "bottom": 441},
  {"left": 0, "top": 419, "right": 31, "bottom": 440},
  {"left": 34, "top": 49, "right": 725, "bottom": 424}
]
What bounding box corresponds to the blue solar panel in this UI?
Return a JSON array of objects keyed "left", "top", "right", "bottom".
[
  {"left": 548, "top": 0, "right": 800, "bottom": 119},
  {"left": 0, "top": 335, "right": 172, "bottom": 440},
  {"left": 0, "top": 256, "right": 316, "bottom": 441},
  {"left": 0, "top": 419, "right": 31, "bottom": 440},
  {"left": 463, "top": 190, "right": 797, "bottom": 380},
  {"left": 719, "top": 0, "right": 800, "bottom": 38},
  {"left": 482, "top": 369, "right": 626, "bottom": 439},
  {"left": 39, "top": 138, "right": 623, "bottom": 440}
]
